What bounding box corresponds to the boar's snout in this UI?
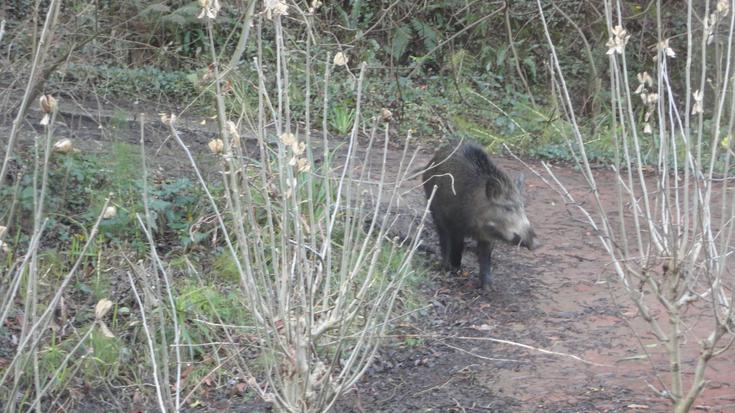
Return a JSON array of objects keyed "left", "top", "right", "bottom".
[{"left": 513, "top": 228, "right": 540, "bottom": 250}]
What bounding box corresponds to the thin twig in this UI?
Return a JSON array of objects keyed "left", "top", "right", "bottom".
[{"left": 126, "top": 271, "right": 167, "bottom": 413}]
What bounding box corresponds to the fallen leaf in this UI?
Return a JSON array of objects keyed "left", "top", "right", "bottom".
[
  {"left": 181, "top": 364, "right": 194, "bottom": 380},
  {"left": 95, "top": 298, "right": 113, "bottom": 319},
  {"left": 234, "top": 382, "right": 247, "bottom": 395}
]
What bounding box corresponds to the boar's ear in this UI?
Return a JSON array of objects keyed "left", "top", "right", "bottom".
[
  {"left": 515, "top": 173, "right": 526, "bottom": 196},
  {"left": 485, "top": 177, "right": 502, "bottom": 200}
]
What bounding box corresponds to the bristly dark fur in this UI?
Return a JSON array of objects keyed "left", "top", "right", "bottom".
[
  {"left": 422, "top": 141, "right": 537, "bottom": 289},
  {"left": 460, "top": 143, "right": 514, "bottom": 196}
]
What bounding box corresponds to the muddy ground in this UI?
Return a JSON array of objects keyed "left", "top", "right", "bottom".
[{"left": 3, "top": 102, "right": 735, "bottom": 413}]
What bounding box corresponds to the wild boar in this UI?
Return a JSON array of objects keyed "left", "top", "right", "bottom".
[{"left": 423, "top": 142, "right": 539, "bottom": 289}]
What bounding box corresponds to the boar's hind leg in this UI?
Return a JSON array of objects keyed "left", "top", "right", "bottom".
[{"left": 477, "top": 241, "right": 494, "bottom": 289}]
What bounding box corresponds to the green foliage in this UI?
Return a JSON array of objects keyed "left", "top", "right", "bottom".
[
  {"left": 36, "top": 327, "right": 121, "bottom": 393},
  {"left": 13, "top": 1, "right": 681, "bottom": 159},
  {"left": 0, "top": 145, "right": 211, "bottom": 254},
  {"left": 329, "top": 103, "right": 356, "bottom": 136},
  {"left": 176, "top": 283, "right": 250, "bottom": 324},
  {"left": 85, "top": 329, "right": 122, "bottom": 376},
  {"left": 93, "top": 142, "right": 143, "bottom": 243},
  {"left": 54, "top": 64, "right": 198, "bottom": 102},
  {"left": 15, "top": 262, "right": 255, "bottom": 405},
  {"left": 1, "top": 151, "right": 106, "bottom": 245},
  {"left": 151, "top": 1, "right": 200, "bottom": 27},
  {"left": 125, "top": 0, "right": 238, "bottom": 60},
  {"left": 411, "top": 18, "right": 440, "bottom": 52},
  {"left": 211, "top": 251, "right": 241, "bottom": 283},
  {"left": 31, "top": 1, "right": 610, "bottom": 158},
  {"left": 146, "top": 178, "right": 209, "bottom": 247},
  {"left": 332, "top": 0, "right": 368, "bottom": 31},
  {"left": 449, "top": 49, "right": 474, "bottom": 78},
  {"left": 403, "top": 337, "right": 424, "bottom": 347},
  {"left": 156, "top": 2, "right": 209, "bottom": 57},
  {"left": 173, "top": 280, "right": 253, "bottom": 372},
  {"left": 388, "top": 24, "right": 427, "bottom": 65},
  {"left": 390, "top": 24, "right": 413, "bottom": 61}
]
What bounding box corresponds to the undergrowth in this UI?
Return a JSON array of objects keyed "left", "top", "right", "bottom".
[
  {"left": 0, "top": 141, "right": 212, "bottom": 254},
  {"left": 0, "top": 137, "right": 426, "bottom": 408}
]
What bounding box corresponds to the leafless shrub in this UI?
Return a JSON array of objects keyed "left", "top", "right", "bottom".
[
  {"left": 133, "top": 3, "right": 432, "bottom": 412},
  {"left": 537, "top": 1, "right": 735, "bottom": 411}
]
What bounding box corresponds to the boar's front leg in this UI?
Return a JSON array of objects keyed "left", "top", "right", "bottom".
[
  {"left": 477, "top": 240, "right": 494, "bottom": 289},
  {"left": 448, "top": 232, "right": 465, "bottom": 270},
  {"left": 434, "top": 218, "right": 454, "bottom": 270}
]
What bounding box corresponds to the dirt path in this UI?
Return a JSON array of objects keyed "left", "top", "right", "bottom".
[
  {"left": 331, "top": 154, "right": 735, "bottom": 413},
  {"left": 3, "top": 105, "right": 734, "bottom": 412}
]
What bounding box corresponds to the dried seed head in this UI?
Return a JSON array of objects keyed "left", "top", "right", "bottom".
[
  {"left": 308, "top": 0, "right": 322, "bottom": 13},
  {"left": 606, "top": 25, "right": 630, "bottom": 55},
  {"left": 634, "top": 72, "right": 653, "bottom": 95},
  {"left": 658, "top": 39, "right": 676, "bottom": 58},
  {"left": 39, "top": 94, "right": 58, "bottom": 125},
  {"left": 692, "top": 89, "right": 704, "bottom": 115},
  {"left": 297, "top": 158, "right": 311, "bottom": 172},
  {"left": 333, "top": 52, "right": 349, "bottom": 67},
  {"left": 280, "top": 132, "right": 296, "bottom": 147},
  {"left": 208, "top": 139, "right": 225, "bottom": 154},
  {"left": 159, "top": 113, "right": 176, "bottom": 126},
  {"left": 197, "top": 0, "right": 221, "bottom": 19},
  {"left": 53, "top": 138, "right": 74, "bottom": 154},
  {"left": 225, "top": 121, "right": 241, "bottom": 147},
  {"left": 264, "top": 0, "right": 288, "bottom": 19},
  {"left": 99, "top": 323, "right": 115, "bottom": 338},
  {"left": 0, "top": 225, "right": 10, "bottom": 253},
  {"left": 95, "top": 298, "right": 113, "bottom": 319},
  {"left": 380, "top": 108, "right": 393, "bottom": 122},
  {"left": 102, "top": 206, "right": 117, "bottom": 219},
  {"left": 637, "top": 72, "right": 653, "bottom": 87},
  {"left": 717, "top": 0, "right": 729, "bottom": 14},
  {"left": 39, "top": 94, "right": 57, "bottom": 114}
]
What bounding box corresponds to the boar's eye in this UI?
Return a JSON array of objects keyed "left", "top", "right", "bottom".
[{"left": 502, "top": 205, "right": 514, "bottom": 212}]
